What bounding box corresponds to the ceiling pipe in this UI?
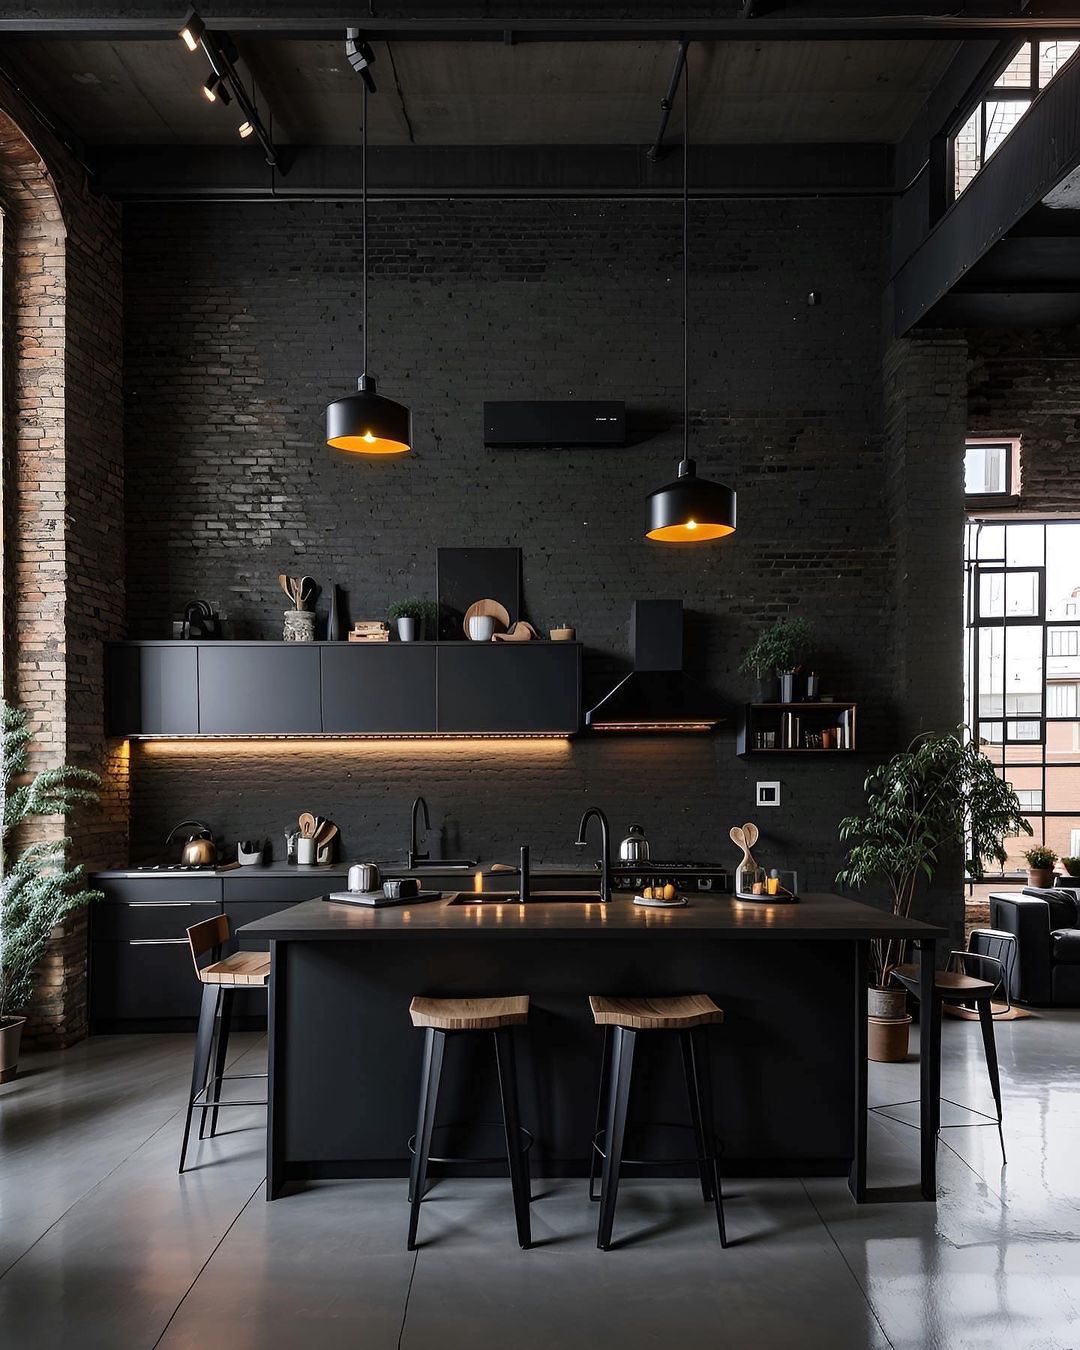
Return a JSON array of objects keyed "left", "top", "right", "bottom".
[{"left": 646, "top": 39, "right": 688, "bottom": 163}]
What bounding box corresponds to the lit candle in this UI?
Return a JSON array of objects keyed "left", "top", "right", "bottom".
[
  {"left": 474, "top": 871, "right": 483, "bottom": 894},
  {"left": 766, "top": 875, "right": 780, "bottom": 896}
]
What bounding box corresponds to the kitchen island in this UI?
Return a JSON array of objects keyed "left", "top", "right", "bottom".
[{"left": 239, "top": 892, "right": 943, "bottom": 1203}]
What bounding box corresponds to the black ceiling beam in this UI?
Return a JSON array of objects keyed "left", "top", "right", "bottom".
[
  {"left": 892, "top": 50, "right": 1080, "bottom": 333},
  {"left": 4, "top": 3, "right": 1080, "bottom": 42},
  {"left": 92, "top": 142, "right": 894, "bottom": 201}
]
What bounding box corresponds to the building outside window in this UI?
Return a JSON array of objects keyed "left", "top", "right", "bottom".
[
  {"left": 954, "top": 40, "right": 1080, "bottom": 197},
  {"left": 964, "top": 437, "right": 1020, "bottom": 504}
]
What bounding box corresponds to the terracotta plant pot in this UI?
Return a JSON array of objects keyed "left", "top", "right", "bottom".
[
  {"left": 867, "top": 985, "right": 907, "bottom": 1020},
  {"left": 868, "top": 1014, "right": 912, "bottom": 1063},
  {"left": 1027, "top": 868, "right": 1054, "bottom": 889},
  {"left": 0, "top": 1016, "right": 27, "bottom": 1084}
]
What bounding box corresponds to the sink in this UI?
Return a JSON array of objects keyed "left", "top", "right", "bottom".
[{"left": 447, "top": 890, "right": 605, "bottom": 905}]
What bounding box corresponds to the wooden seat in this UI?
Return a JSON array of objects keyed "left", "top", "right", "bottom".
[
  {"left": 589, "top": 993, "right": 724, "bottom": 1031},
  {"left": 409, "top": 995, "right": 529, "bottom": 1031},
  {"left": 893, "top": 965, "right": 995, "bottom": 998},
  {"left": 200, "top": 951, "right": 270, "bottom": 986}
]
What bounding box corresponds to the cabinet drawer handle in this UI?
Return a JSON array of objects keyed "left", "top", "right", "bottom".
[
  {"left": 125, "top": 901, "right": 216, "bottom": 909},
  {"left": 128, "top": 938, "right": 189, "bottom": 946}
]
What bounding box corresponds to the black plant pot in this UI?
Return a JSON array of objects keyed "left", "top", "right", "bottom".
[{"left": 755, "top": 675, "right": 779, "bottom": 703}]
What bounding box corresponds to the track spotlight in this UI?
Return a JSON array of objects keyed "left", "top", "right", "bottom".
[
  {"left": 238, "top": 119, "right": 254, "bottom": 139},
  {"left": 203, "top": 73, "right": 230, "bottom": 105},
  {"left": 345, "top": 27, "right": 377, "bottom": 92},
  {"left": 179, "top": 9, "right": 205, "bottom": 52}
]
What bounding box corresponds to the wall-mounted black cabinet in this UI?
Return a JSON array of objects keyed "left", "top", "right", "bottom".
[{"left": 105, "top": 641, "right": 581, "bottom": 737}]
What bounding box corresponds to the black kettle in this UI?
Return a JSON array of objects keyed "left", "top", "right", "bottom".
[
  {"left": 182, "top": 600, "right": 221, "bottom": 640},
  {"left": 166, "top": 820, "right": 217, "bottom": 867}
]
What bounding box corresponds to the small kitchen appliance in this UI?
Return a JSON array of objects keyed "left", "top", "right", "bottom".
[
  {"left": 165, "top": 820, "right": 217, "bottom": 867},
  {"left": 618, "top": 824, "right": 651, "bottom": 863}
]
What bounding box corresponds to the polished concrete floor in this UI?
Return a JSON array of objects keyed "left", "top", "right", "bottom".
[{"left": 1, "top": 1011, "right": 1077, "bottom": 1349}]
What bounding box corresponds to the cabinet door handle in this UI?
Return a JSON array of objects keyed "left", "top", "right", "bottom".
[
  {"left": 125, "top": 901, "right": 215, "bottom": 909},
  {"left": 128, "top": 938, "right": 189, "bottom": 946}
]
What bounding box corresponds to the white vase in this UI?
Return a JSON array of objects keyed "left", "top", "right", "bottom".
[{"left": 397, "top": 617, "right": 417, "bottom": 642}]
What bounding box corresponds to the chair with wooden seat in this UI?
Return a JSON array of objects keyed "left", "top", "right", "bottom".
[
  {"left": 178, "top": 915, "right": 270, "bottom": 1174},
  {"left": 407, "top": 995, "right": 532, "bottom": 1251},
  {"left": 877, "top": 952, "right": 1006, "bottom": 1163},
  {"left": 588, "top": 994, "right": 727, "bottom": 1251}
]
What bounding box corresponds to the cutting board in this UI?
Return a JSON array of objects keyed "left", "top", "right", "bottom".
[
  {"left": 325, "top": 889, "right": 444, "bottom": 909},
  {"left": 437, "top": 548, "right": 522, "bottom": 640}
]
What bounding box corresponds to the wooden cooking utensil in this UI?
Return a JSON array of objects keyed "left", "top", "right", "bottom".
[
  {"left": 463, "top": 598, "right": 510, "bottom": 637},
  {"left": 298, "top": 812, "right": 316, "bottom": 839},
  {"left": 729, "top": 822, "right": 761, "bottom": 873},
  {"left": 493, "top": 621, "right": 537, "bottom": 642},
  {"left": 315, "top": 821, "right": 339, "bottom": 846}
]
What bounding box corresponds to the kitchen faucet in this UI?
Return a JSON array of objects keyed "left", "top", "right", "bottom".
[
  {"left": 408, "top": 796, "right": 431, "bottom": 868},
  {"left": 575, "top": 807, "right": 611, "bottom": 902}
]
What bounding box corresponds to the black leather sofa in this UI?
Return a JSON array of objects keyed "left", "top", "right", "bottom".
[{"left": 989, "top": 886, "right": 1080, "bottom": 1005}]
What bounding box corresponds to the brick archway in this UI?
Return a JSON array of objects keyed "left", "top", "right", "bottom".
[{"left": 0, "top": 97, "right": 126, "bottom": 1046}]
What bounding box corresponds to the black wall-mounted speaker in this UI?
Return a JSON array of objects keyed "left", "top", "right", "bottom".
[{"left": 483, "top": 400, "right": 626, "bottom": 447}]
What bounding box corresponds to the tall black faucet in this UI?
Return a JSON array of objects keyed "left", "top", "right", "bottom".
[
  {"left": 575, "top": 807, "right": 611, "bottom": 902},
  {"left": 409, "top": 796, "right": 431, "bottom": 867}
]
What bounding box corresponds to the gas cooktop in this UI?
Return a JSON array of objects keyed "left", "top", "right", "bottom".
[
  {"left": 610, "top": 860, "right": 731, "bottom": 893},
  {"left": 134, "top": 863, "right": 217, "bottom": 872}
]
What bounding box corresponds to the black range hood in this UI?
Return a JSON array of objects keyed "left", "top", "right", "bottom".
[{"left": 585, "top": 600, "right": 723, "bottom": 733}]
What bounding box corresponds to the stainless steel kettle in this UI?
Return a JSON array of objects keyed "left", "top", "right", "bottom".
[
  {"left": 618, "top": 824, "right": 650, "bottom": 863},
  {"left": 166, "top": 820, "right": 217, "bottom": 867}
]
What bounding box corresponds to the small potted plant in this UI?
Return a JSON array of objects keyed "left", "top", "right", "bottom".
[
  {"left": 739, "top": 617, "right": 815, "bottom": 703},
  {"left": 1061, "top": 856, "right": 1080, "bottom": 879},
  {"left": 388, "top": 599, "right": 436, "bottom": 643},
  {"left": 1023, "top": 845, "right": 1058, "bottom": 889},
  {"left": 2, "top": 703, "right": 102, "bottom": 1083},
  {"left": 837, "top": 728, "right": 1031, "bottom": 1062}
]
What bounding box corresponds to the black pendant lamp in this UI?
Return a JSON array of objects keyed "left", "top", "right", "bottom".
[
  {"left": 326, "top": 77, "right": 412, "bottom": 455},
  {"left": 645, "top": 49, "right": 735, "bottom": 543}
]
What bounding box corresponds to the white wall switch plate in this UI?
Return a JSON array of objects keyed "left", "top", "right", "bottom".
[{"left": 756, "top": 781, "right": 781, "bottom": 808}]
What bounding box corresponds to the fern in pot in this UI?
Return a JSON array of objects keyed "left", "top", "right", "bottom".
[
  {"left": 837, "top": 729, "right": 1030, "bottom": 1045},
  {"left": 1, "top": 703, "right": 102, "bottom": 1080}
]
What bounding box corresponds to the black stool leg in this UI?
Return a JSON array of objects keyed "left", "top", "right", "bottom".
[
  {"left": 976, "top": 997, "right": 1006, "bottom": 1164},
  {"left": 681, "top": 1029, "right": 713, "bottom": 1202},
  {"left": 179, "top": 984, "right": 219, "bottom": 1174},
  {"left": 588, "top": 1026, "right": 611, "bottom": 1203},
  {"left": 408, "top": 1028, "right": 445, "bottom": 1251},
  {"left": 205, "top": 988, "right": 235, "bottom": 1139},
  {"left": 494, "top": 1027, "right": 532, "bottom": 1250},
  {"left": 597, "top": 1026, "right": 635, "bottom": 1251},
  {"left": 689, "top": 1025, "right": 727, "bottom": 1248}
]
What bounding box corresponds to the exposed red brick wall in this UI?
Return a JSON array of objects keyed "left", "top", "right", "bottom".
[{"left": 0, "top": 91, "right": 125, "bottom": 1046}]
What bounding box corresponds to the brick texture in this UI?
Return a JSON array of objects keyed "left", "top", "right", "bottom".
[
  {"left": 0, "top": 90, "right": 125, "bottom": 1046},
  {"left": 967, "top": 327, "right": 1080, "bottom": 511},
  {"left": 123, "top": 197, "right": 925, "bottom": 905}
]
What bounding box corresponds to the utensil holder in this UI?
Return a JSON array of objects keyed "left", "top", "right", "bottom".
[
  {"left": 296, "top": 837, "right": 317, "bottom": 865},
  {"left": 283, "top": 609, "right": 316, "bottom": 642}
]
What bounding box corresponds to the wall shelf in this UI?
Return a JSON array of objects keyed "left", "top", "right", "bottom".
[{"left": 737, "top": 701, "right": 857, "bottom": 756}]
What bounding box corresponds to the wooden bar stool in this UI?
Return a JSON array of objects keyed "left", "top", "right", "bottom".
[
  {"left": 874, "top": 955, "right": 1006, "bottom": 1163},
  {"left": 407, "top": 995, "right": 532, "bottom": 1251},
  {"left": 178, "top": 915, "right": 270, "bottom": 1174},
  {"left": 588, "top": 994, "right": 727, "bottom": 1251}
]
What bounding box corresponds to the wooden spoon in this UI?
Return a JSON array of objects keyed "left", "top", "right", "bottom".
[
  {"left": 730, "top": 822, "right": 761, "bottom": 873},
  {"left": 298, "top": 812, "right": 316, "bottom": 839},
  {"left": 315, "top": 821, "right": 338, "bottom": 846}
]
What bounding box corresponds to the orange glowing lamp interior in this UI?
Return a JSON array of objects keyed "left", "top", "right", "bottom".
[
  {"left": 646, "top": 519, "right": 735, "bottom": 542},
  {"left": 327, "top": 430, "right": 411, "bottom": 454}
]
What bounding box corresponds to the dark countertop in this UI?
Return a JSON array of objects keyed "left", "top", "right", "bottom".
[
  {"left": 237, "top": 891, "right": 944, "bottom": 943},
  {"left": 91, "top": 862, "right": 600, "bottom": 881}
]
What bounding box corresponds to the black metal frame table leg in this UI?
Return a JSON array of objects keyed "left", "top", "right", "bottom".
[
  {"left": 848, "top": 940, "right": 869, "bottom": 1202},
  {"left": 918, "top": 937, "right": 940, "bottom": 1201},
  {"left": 689, "top": 1025, "right": 727, "bottom": 1247},
  {"left": 976, "top": 996, "right": 1006, "bottom": 1164},
  {"left": 597, "top": 1026, "right": 635, "bottom": 1252},
  {"left": 179, "top": 983, "right": 219, "bottom": 1174},
  {"left": 588, "top": 1025, "right": 611, "bottom": 1203},
  {"left": 494, "top": 1027, "right": 532, "bottom": 1250},
  {"left": 681, "top": 1029, "right": 713, "bottom": 1203},
  {"left": 205, "top": 987, "right": 235, "bottom": 1140},
  {"left": 408, "top": 1027, "right": 445, "bottom": 1251}
]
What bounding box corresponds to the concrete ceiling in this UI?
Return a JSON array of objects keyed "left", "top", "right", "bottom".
[{"left": 3, "top": 36, "right": 960, "bottom": 147}]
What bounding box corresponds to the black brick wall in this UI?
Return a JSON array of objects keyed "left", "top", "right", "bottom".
[{"left": 122, "top": 197, "right": 954, "bottom": 900}]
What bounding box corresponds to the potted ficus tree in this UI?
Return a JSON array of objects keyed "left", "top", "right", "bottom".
[
  {"left": 2, "top": 702, "right": 102, "bottom": 1082},
  {"left": 739, "top": 616, "right": 815, "bottom": 703},
  {"left": 1022, "top": 845, "right": 1058, "bottom": 889},
  {"left": 837, "top": 728, "right": 1031, "bottom": 1062}
]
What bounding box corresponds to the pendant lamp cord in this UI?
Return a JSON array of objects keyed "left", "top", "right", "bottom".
[
  {"left": 682, "top": 49, "right": 689, "bottom": 462},
  {"left": 362, "top": 79, "right": 368, "bottom": 379}
]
